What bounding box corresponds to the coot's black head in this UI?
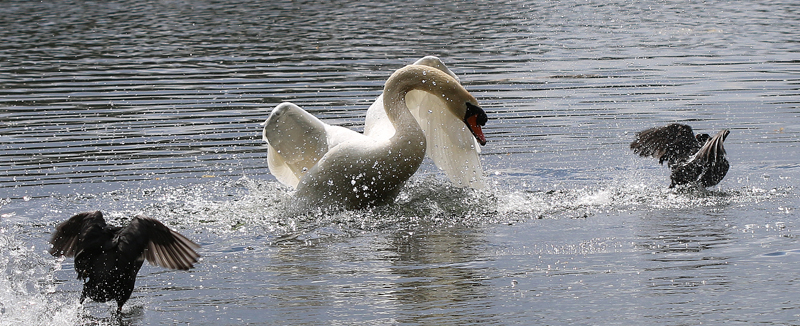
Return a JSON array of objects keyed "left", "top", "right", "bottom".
[{"left": 695, "top": 133, "right": 711, "bottom": 144}]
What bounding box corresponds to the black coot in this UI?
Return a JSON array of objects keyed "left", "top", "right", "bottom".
[
  {"left": 631, "top": 123, "right": 730, "bottom": 188},
  {"left": 49, "top": 211, "right": 200, "bottom": 312}
]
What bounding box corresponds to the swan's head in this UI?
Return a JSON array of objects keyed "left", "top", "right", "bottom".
[
  {"left": 385, "top": 64, "right": 489, "bottom": 146},
  {"left": 464, "top": 102, "right": 488, "bottom": 146}
]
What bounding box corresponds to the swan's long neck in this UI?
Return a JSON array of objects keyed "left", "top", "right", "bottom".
[{"left": 382, "top": 65, "right": 468, "bottom": 155}]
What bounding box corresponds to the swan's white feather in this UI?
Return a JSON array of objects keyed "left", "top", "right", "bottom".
[
  {"left": 406, "top": 90, "right": 485, "bottom": 188},
  {"left": 266, "top": 142, "right": 300, "bottom": 188},
  {"left": 263, "top": 102, "right": 364, "bottom": 188},
  {"left": 363, "top": 94, "right": 395, "bottom": 141}
]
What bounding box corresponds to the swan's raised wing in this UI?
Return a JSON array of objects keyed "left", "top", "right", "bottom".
[
  {"left": 263, "top": 102, "right": 363, "bottom": 188},
  {"left": 412, "top": 56, "right": 460, "bottom": 83},
  {"left": 262, "top": 102, "right": 330, "bottom": 188},
  {"left": 407, "top": 90, "right": 486, "bottom": 188},
  {"left": 364, "top": 56, "right": 459, "bottom": 141},
  {"left": 363, "top": 94, "right": 394, "bottom": 140},
  {"left": 407, "top": 56, "right": 484, "bottom": 188},
  {"left": 364, "top": 56, "right": 485, "bottom": 189}
]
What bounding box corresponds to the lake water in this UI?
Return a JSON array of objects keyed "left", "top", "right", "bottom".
[{"left": 1, "top": 0, "right": 799, "bottom": 324}]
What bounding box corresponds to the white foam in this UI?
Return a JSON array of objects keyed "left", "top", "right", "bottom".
[{"left": 0, "top": 228, "right": 80, "bottom": 326}]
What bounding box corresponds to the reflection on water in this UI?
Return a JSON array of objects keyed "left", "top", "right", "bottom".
[
  {"left": 636, "top": 210, "right": 735, "bottom": 297},
  {"left": 1, "top": 0, "right": 799, "bottom": 324},
  {"left": 264, "top": 226, "right": 497, "bottom": 324},
  {"left": 386, "top": 227, "right": 495, "bottom": 324}
]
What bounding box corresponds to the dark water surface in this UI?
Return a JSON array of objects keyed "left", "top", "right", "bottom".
[{"left": 1, "top": 0, "right": 799, "bottom": 325}]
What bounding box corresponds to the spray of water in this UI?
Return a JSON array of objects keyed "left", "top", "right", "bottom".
[{"left": 0, "top": 226, "right": 80, "bottom": 326}]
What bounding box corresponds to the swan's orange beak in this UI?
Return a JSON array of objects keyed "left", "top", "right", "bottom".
[
  {"left": 467, "top": 115, "right": 487, "bottom": 146},
  {"left": 464, "top": 102, "right": 488, "bottom": 146}
]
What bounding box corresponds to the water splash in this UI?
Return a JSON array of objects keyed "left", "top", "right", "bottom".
[
  {"left": 0, "top": 175, "right": 793, "bottom": 324},
  {"left": 32, "top": 176, "right": 789, "bottom": 244},
  {"left": 0, "top": 226, "right": 79, "bottom": 326}
]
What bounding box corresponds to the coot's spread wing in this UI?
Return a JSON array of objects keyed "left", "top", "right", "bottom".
[
  {"left": 630, "top": 123, "right": 700, "bottom": 167},
  {"left": 690, "top": 129, "right": 729, "bottom": 164},
  {"left": 49, "top": 211, "right": 106, "bottom": 258},
  {"left": 126, "top": 217, "right": 200, "bottom": 270}
]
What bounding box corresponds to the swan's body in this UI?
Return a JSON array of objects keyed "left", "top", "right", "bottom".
[
  {"left": 262, "top": 57, "right": 487, "bottom": 209},
  {"left": 630, "top": 123, "right": 730, "bottom": 188}
]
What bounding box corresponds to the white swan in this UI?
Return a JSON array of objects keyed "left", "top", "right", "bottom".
[{"left": 262, "top": 57, "right": 488, "bottom": 209}]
